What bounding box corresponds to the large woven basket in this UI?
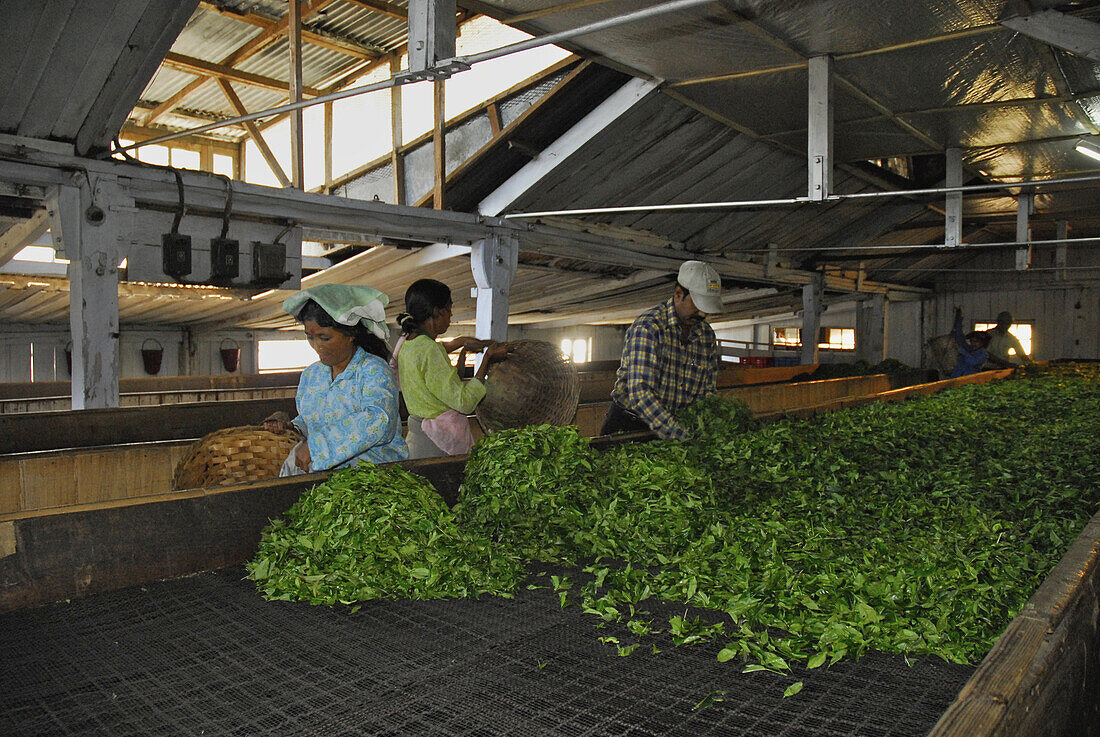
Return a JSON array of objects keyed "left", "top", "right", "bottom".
[
  {"left": 172, "top": 425, "right": 302, "bottom": 491},
  {"left": 475, "top": 340, "right": 580, "bottom": 434}
]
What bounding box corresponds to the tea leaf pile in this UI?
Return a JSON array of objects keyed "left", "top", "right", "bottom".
[
  {"left": 250, "top": 363, "right": 1100, "bottom": 677},
  {"left": 248, "top": 464, "right": 521, "bottom": 605}
]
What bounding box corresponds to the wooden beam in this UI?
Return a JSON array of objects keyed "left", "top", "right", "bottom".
[
  {"left": 341, "top": 0, "right": 408, "bottom": 20},
  {"left": 289, "top": 0, "right": 306, "bottom": 190},
  {"left": 145, "top": 0, "right": 343, "bottom": 126},
  {"left": 216, "top": 80, "right": 291, "bottom": 187},
  {"left": 0, "top": 209, "right": 50, "bottom": 267},
  {"left": 506, "top": 0, "right": 617, "bottom": 23},
  {"left": 323, "top": 101, "right": 333, "bottom": 192},
  {"left": 433, "top": 78, "right": 446, "bottom": 210},
  {"left": 162, "top": 52, "right": 323, "bottom": 97},
  {"left": 390, "top": 54, "right": 405, "bottom": 205},
  {"left": 121, "top": 122, "right": 241, "bottom": 156}
]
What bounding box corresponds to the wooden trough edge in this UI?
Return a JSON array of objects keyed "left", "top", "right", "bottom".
[
  {"left": 927, "top": 509, "right": 1100, "bottom": 737},
  {"left": 0, "top": 369, "right": 1004, "bottom": 614}
]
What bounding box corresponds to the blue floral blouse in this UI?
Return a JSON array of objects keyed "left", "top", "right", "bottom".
[{"left": 293, "top": 347, "right": 408, "bottom": 469}]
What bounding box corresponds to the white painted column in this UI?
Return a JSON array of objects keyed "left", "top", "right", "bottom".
[
  {"left": 856, "top": 293, "right": 887, "bottom": 364},
  {"left": 800, "top": 273, "right": 824, "bottom": 364},
  {"left": 1055, "top": 220, "right": 1068, "bottom": 281},
  {"left": 471, "top": 232, "right": 518, "bottom": 343},
  {"left": 808, "top": 55, "right": 834, "bottom": 202},
  {"left": 46, "top": 174, "right": 128, "bottom": 409},
  {"left": 1015, "top": 193, "right": 1033, "bottom": 270},
  {"left": 944, "top": 147, "right": 962, "bottom": 247}
]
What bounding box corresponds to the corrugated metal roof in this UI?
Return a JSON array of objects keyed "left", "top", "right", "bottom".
[
  {"left": 0, "top": 0, "right": 199, "bottom": 154},
  {"left": 3, "top": 0, "right": 1100, "bottom": 332}
]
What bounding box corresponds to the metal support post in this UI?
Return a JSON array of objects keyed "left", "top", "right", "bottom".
[
  {"left": 471, "top": 232, "right": 518, "bottom": 344},
  {"left": 46, "top": 174, "right": 130, "bottom": 409},
  {"left": 408, "top": 0, "right": 457, "bottom": 72},
  {"left": 808, "top": 55, "right": 834, "bottom": 202},
  {"left": 945, "top": 147, "right": 962, "bottom": 247},
  {"left": 1016, "top": 193, "right": 1033, "bottom": 270},
  {"left": 800, "top": 272, "right": 824, "bottom": 364}
]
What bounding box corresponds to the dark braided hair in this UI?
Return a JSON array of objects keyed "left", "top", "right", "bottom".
[
  {"left": 297, "top": 299, "right": 391, "bottom": 362},
  {"left": 397, "top": 279, "right": 452, "bottom": 336}
]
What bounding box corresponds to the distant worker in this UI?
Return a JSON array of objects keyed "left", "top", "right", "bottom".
[
  {"left": 949, "top": 307, "right": 991, "bottom": 378},
  {"left": 600, "top": 260, "right": 722, "bottom": 440},
  {"left": 985, "top": 311, "right": 1033, "bottom": 368}
]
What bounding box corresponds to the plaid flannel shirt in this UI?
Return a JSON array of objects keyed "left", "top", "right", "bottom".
[{"left": 610, "top": 299, "right": 719, "bottom": 440}]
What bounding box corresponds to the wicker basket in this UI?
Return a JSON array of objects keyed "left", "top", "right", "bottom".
[
  {"left": 172, "top": 425, "right": 302, "bottom": 491},
  {"left": 475, "top": 340, "right": 580, "bottom": 434}
]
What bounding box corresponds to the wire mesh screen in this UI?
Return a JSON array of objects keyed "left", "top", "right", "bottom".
[
  {"left": 0, "top": 566, "right": 972, "bottom": 737},
  {"left": 499, "top": 71, "right": 568, "bottom": 127}
]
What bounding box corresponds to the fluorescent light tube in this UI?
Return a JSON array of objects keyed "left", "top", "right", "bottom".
[{"left": 1075, "top": 137, "right": 1100, "bottom": 163}]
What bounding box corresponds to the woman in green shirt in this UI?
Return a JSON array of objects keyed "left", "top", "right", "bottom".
[{"left": 391, "top": 279, "right": 507, "bottom": 458}]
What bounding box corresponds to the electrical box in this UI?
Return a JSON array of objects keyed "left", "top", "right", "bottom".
[
  {"left": 161, "top": 233, "right": 192, "bottom": 279},
  {"left": 252, "top": 241, "right": 288, "bottom": 285},
  {"left": 210, "top": 237, "right": 240, "bottom": 282},
  {"left": 408, "top": 0, "right": 456, "bottom": 72},
  {"left": 125, "top": 210, "right": 301, "bottom": 290}
]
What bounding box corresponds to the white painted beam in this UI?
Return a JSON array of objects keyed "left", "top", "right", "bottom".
[
  {"left": 944, "top": 147, "right": 962, "bottom": 247},
  {"left": 855, "top": 293, "right": 887, "bottom": 364},
  {"left": 1001, "top": 10, "right": 1100, "bottom": 62},
  {"left": 1016, "top": 193, "right": 1033, "bottom": 270},
  {"left": 478, "top": 77, "right": 661, "bottom": 216},
  {"left": 800, "top": 273, "right": 824, "bottom": 364},
  {"left": 1056, "top": 219, "right": 1068, "bottom": 280},
  {"left": 471, "top": 232, "right": 518, "bottom": 343},
  {"left": 47, "top": 176, "right": 130, "bottom": 409},
  {"left": 808, "top": 55, "right": 834, "bottom": 202}
]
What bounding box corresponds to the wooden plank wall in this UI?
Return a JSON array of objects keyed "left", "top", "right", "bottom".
[
  {"left": 931, "top": 247, "right": 1100, "bottom": 361},
  {"left": 0, "top": 371, "right": 926, "bottom": 516}
]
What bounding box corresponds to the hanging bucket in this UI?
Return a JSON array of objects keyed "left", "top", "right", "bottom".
[
  {"left": 220, "top": 338, "right": 241, "bottom": 373},
  {"left": 141, "top": 338, "right": 164, "bottom": 375},
  {"left": 64, "top": 341, "right": 72, "bottom": 377}
]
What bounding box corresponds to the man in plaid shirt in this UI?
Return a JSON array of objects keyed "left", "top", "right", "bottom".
[{"left": 601, "top": 261, "right": 723, "bottom": 440}]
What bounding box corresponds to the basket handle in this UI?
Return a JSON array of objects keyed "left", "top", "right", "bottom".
[{"left": 141, "top": 337, "right": 163, "bottom": 351}]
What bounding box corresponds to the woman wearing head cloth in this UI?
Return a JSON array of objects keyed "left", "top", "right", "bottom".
[
  {"left": 268, "top": 284, "right": 408, "bottom": 475},
  {"left": 390, "top": 279, "right": 507, "bottom": 458}
]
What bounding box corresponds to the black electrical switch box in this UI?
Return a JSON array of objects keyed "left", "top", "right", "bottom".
[
  {"left": 252, "top": 241, "right": 287, "bottom": 285},
  {"left": 162, "top": 233, "right": 192, "bottom": 279},
  {"left": 210, "top": 237, "right": 240, "bottom": 281}
]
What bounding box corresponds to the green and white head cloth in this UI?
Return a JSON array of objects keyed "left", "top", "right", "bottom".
[{"left": 282, "top": 284, "right": 390, "bottom": 341}]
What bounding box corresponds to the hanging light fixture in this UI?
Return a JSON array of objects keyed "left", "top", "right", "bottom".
[{"left": 1075, "top": 136, "right": 1100, "bottom": 163}]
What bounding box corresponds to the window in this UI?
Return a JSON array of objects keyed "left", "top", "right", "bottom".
[
  {"left": 213, "top": 153, "right": 234, "bottom": 178},
  {"left": 171, "top": 148, "right": 201, "bottom": 171},
  {"left": 770, "top": 327, "right": 855, "bottom": 350},
  {"left": 772, "top": 327, "right": 800, "bottom": 347},
  {"left": 973, "top": 322, "right": 1032, "bottom": 356},
  {"left": 560, "top": 338, "right": 591, "bottom": 363},
  {"left": 820, "top": 328, "right": 855, "bottom": 350},
  {"left": 258, "top": 339, "right": 314, "bottom": 373},
  {"left": 438, "top": 337, "right": 477, "bottom": 368}
]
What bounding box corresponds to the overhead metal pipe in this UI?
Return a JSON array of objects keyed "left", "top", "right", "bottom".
[
  {"left": 115, "top": 0, "right": 718, "bottom": 153},
  {"left": 502, "top": 172, "right": 1100, "bottom": 218},
  {"left": 741, "top": 234, "right": 1100, "bottom": 253}
]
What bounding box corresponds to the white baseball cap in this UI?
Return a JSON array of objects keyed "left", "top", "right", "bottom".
[{"left": 677, "top": 260, "right": 723, "bottom": 314}]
